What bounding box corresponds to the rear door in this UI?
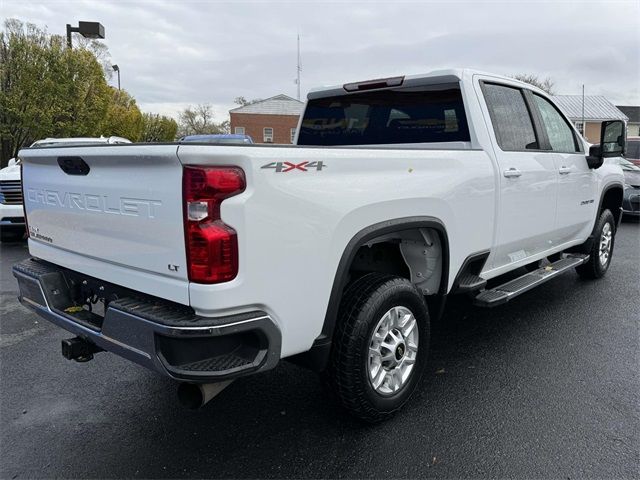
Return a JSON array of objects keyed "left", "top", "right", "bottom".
[{"left": 479, "top": 81, "right": 558, "bottom": 271}]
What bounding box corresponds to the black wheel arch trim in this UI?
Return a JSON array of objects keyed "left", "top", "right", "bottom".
[
  {"left": 287, "top": 216, "right": 449, "bottom": 372},
  {"left": 566, "top": 182, "right": 624, "bottom": 255},
  {"left": 597, "top": 182, "right": 624, "bottom": 229}
]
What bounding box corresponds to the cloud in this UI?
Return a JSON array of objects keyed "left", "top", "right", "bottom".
[{"left": 3, "top": 0, "right": 639, "bottom": 119}]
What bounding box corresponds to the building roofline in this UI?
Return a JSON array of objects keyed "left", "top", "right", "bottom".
[{"left": 229, "top": 94, "right": 303, "bottom": 113}]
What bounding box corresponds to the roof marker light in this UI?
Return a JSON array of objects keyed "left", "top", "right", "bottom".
[{"left": 343, "top": 76, "right": 405, "bottom": 92}]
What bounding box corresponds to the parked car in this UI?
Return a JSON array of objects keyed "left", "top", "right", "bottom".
[
  {"left": 13, "top": 70, "right": 625, "bottom": 422},
  {"left": 611, "top": 157, "right": 640, "bottom": 219},
  {"left": 0, "top": 158, "right": 23, "bottom": 241},
  {"left": 0, "top": 137, "right": 131, "bottom": 242},
  {"left": 179, "top": 134, "right": 254, "bottom": 144},
  {"left": 625, "top": 136, "right": 640, "bottom": 166}
]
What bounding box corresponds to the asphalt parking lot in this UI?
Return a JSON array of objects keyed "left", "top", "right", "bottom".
[{"left": 1, "top": 222, "right": 638, "bottom": 479}]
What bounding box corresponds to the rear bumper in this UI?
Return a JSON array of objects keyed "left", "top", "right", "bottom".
[{"left": 12, "top": 258, "right": 281, "bottom": 382}]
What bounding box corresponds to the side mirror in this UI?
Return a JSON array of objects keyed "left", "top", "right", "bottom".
[
  {"left": 585, "top": 120, "right": 626, "bottom": 169},
  {"left": 7, "top": 158, "right": 17, "bottom": 167},
  {"left": 586, "top": 145, "right": 604, "bottom": 169},
  {"left": 601, "top": 120, "right": 626, "bottom": 157}
]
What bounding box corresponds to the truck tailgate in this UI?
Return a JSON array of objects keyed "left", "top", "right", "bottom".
[{"left": 20, "top": 145, "right": 188, "bottom": 301}]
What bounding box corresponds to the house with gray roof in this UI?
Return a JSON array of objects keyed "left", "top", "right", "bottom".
[
  {"left": 229, "top": 94, "right": 305, "bottom": 144},
  {"left": 552, "top": 95, "right": 628, "bottom": 143},
  {"left": 616, "top": 106, "right": 640, "bottom": 137}
]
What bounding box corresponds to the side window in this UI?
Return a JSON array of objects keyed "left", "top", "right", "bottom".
[
  {"left": 532, "top": 95, "right": 579, "bottom": 152},
  {"left": 483, "top": 83, "right": 538, "bottom": 151}
]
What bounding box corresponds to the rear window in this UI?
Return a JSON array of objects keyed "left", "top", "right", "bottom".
[{"left": 297, "top": 84, "right": 470, "bottom": 146}]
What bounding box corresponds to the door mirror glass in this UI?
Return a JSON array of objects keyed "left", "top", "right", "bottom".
[{"left": 600, "top": 120, "right": 625, "bottom": 158}]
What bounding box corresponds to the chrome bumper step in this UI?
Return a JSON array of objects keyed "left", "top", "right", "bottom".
[{"left": 474, "top": 254, "right": 589, "bottom": 308}]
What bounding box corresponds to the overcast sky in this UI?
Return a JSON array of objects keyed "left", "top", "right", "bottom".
[{"left": 3, "top": 0, "right": 639, "bottom": 121}]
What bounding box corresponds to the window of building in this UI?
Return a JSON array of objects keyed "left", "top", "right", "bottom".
[
  {"left": 574, "top": 122, "right": 584, "bottom": 136},
  {"left": 290, "top": 128, "right": 296, "bottom": 144},
  {"left": 532, "top": 95, "right": 579, "bottom": 153},
  {"left": 482, "top": 83, "right": 538, "bottom": 151},
  {"left": 263, "top": 127, "right": 273, "bottom": 143},
  {"left": 234, "top": 126, "right": 245, "bottom": 135}
]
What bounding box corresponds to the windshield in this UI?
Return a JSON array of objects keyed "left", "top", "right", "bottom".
[
  {"left": 617, "top": 157, "right": 640, "bottom": 171},
  {"left": 297, "top": 83, "right": 470, "bottom": 146},
  {"left": 625, "top": 139, "right": 640, "bottom": 160}
]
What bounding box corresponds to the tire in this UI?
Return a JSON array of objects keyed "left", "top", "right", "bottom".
[
  {"left": 326, "top": 273, "right": 430, "bottom": 423},
  {"left": 576, "top": 208, "right": 616, "bottom": 279}
]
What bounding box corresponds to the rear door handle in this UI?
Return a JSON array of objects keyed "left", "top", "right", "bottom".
[
  {"left": 559, "top": 166, "right": 571, "bottom": 175},
  {"left": 503, "top": 168, "right": 522, "bottom": 178}
]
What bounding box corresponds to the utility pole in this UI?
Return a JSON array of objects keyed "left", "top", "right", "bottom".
[
  {"left": 581, "top": 84, "right": 585, "bottom": 136},
  {"left": 296, "top": 33, "right": 301, "bottom": 101}
]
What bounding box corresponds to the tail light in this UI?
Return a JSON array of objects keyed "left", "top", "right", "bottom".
[{"left": 183, "top": 166, "right": 245, "bottom": 283}]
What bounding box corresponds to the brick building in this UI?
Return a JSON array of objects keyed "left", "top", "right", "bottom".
[{"left": 229, "top": 94, "right": 305, "bottom": 144}]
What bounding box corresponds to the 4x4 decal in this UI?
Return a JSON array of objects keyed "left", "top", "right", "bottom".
[{"left": 261, "top": 161, "right": 326, "bottom": 172}]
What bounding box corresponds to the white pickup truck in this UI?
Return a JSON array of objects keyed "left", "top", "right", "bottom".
[{"left": 13, "top": 69, "right": 625, "bottom": 422}]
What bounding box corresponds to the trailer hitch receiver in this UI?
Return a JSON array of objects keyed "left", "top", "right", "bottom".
[{"left": 61, "top": 337, "right": 104, "bottom": 362}]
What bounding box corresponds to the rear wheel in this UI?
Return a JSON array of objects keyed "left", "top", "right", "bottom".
[
  {"left": 325, "top": 273, "right": 430, "bottom": 423},
  {"left": 576, "top": 209, "right": 615, "bottom": 279}
]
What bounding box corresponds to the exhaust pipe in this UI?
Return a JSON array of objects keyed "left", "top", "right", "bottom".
[{"left": 177, "top": 380, "right": 233, "bottom": 409}]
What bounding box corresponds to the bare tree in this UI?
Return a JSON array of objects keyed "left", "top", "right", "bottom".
[
  {"left": 511, "top": 74, "right": 555, "bottom": 95},
  {"left": 177, "top": 104, "right": 228, "bottom": 137},
  {"left": 73, "top": 36, "right": 113, "bottom": 80},
  {"left": 234, "top": 96, "right": 263, "bottom": 107}
]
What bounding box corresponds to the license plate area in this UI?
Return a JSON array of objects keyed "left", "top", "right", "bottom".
[{"left": 14, "top": 259, "right": 141, "bottom": 332}]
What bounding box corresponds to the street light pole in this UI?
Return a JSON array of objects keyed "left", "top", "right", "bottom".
[
  {"left": 66, "top": 24, "right": 73, "bottom": 48},
  {"left": 65, "top": 21, "right": 105, "bottom": 49},
  {"left": 112, "top": 64, "right": 121, "bottom": 90}
]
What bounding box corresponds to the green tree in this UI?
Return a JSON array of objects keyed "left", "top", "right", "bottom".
[
  {"left": 0, "top": 19, "right": 111, "bottom": 165},
  {"left": 100, "top": 88, "right": 144, "bottom": 141},
  {"left": 512, "top": 74, "right": 555, "bottom": 95},
  {"left": 140, "top": 113, "right": 178, "bottom": 142}
]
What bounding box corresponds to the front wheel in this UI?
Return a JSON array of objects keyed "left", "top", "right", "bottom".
[
  {"left": 576, "top": 209, "right": 616, "bottom": 279},
  {"left": 325, "top": 273, "right": 430, "bottom": 423}
]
